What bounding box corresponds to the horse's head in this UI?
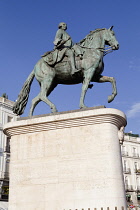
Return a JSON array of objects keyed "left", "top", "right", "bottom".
[
  {"left": 104, "top": 26, "right": 119, "bottom": 50},
  {"left": 79, "top": 27, "right": 119, "bottom": 51}
]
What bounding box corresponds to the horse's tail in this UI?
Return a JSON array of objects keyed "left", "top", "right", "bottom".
[{"left": 13, "top": 70, "right": 35, "bottom": 115}]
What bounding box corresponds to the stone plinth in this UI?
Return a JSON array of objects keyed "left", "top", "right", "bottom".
[{"left": 4, "top": 108, "right": 127, "bottom": 210}]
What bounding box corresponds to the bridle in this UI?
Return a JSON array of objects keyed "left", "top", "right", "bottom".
[
  {"left": 78, "top": 44, "right": 113, "bottom": 57},
  {"left": 97, "top": 46, "right": 113, "bottom": 56},
  {"left": 78, "top": 30, "right": 114, "bottom": 57}
]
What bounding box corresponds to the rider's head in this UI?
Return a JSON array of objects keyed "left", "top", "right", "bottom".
[{"left": 58, "top": 22, "right": 67, "bottom": 30}]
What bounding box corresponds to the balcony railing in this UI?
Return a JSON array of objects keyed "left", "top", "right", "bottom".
[
  {"left": 121, "top": 151, "right": 140, "bottom": 158},
  {"left": 136, "top": 186, "right": 140, "bottom": 192},
  {"left": 135, "top": 169, "right": 140, "bottom": 174},
  {"left": 132, "top": 153, "right": 139, "bottom": 158},
  {"left": 125, "top": 185, "right": 134, "bottom": 192},
  {"left": 121, "top": 151, "right": 129, "bottom": 156},
  {"left": 123, "top": 168, "right": 131, "bottom": 174},
  {"left": 0, "top": 172, "right": 9, "bottom": 181}
]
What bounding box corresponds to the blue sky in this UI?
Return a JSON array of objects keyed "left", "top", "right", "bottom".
[{"left": 0, "top": 0, "right": 140, "bottom": 134}]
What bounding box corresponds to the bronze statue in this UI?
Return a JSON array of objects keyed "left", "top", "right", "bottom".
[
  {"left": 54, "top": 22, "right": 83, "bottom": 75},
  {"left": 42, "top": 22, "right": 83, "bottom": 75},
  {"left": 13, "top": 25, "right": 119, "bottom": 116}
]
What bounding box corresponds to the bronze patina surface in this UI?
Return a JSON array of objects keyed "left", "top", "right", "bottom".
[{"left": 13, "top": 24, "right": 119, "bottom": 116}]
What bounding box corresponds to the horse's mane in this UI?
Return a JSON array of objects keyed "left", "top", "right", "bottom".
[{"left": 79, "top": 28, "right": 106, "bottom": 47}]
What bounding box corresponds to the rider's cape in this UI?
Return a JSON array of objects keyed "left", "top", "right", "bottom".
[
  {"left": 42, "top": 44, "right": 82, "bottom": 66},
  {"left": 42, "top": 48, "right": 67, "bottom": 66}
]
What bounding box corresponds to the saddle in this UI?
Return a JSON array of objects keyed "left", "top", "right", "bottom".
[
  {"left": 41, "top": 50, "right": 58, "bottom": 66},
  {"left": 41, "top": 49, "right": 82, "bottom": 67}
]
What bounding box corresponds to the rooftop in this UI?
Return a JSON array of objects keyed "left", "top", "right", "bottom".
[{"left": 0, "top": 97, "right": 15, "bottom": 107}]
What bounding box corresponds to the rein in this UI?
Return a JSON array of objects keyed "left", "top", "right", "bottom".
[
  {"left": 97, "top": 46, "right": 113, "bottom": 56},
  {"left": 78, "top": 44, "right": 113, "bottom": 57},
  {"left": 78, "top": 29, "right": 114, "bottom": 57}
]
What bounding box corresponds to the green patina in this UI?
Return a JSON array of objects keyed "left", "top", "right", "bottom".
[{"left": 13, "top": 23, "right": 119, "bottom": 116}]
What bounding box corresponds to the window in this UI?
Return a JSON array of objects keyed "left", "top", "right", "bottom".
[
  {"left": 134, "top": 162, "right": 138, "bottom": 171},
  {"left": 133, "top": 147, "right": 136, "bottom": 153},
  {"left": 124, "top": 160, "right": 127, "bottom": 170},
  {"left": 122, "top": 146, "right": 125, "bottom": 152},
  {"left": 7, "top": 116, "right": 13, "bottom": 122},
  {"left": 5, "top": 137, "right": 10, "bottom": 153},
  {"left": 133, "top": 147, "right": 138, "bottom": 157},
  {"left": 125, "top": 176, "right": 128, "bottom": 186},
  {"left": 126, "top": 194, "right": 131, "bottom": 202},
  {"left": 5, "top": 160, "right": 9, "bottom": 175},
  {"left": 138, "top": 195, "right": 140, "bottom": 200},
  {"left": 136, "top": 177, "right": 140, "bottom": 191},
  {"left": 137, "top": 177, "right": 140, "bottom": 185}
]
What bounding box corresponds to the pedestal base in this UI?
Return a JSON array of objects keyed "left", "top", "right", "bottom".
[{"left": 4, "top": 108, "right": 127, "bottom": 210}]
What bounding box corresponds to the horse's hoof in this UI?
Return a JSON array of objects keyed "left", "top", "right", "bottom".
[
  {"left": 108, "top": 95, "right": 114, "bottom": 103},
  {"left": 28, "top": 114, "right": 33, "bottom": 117},
  {"left": 80, "top": 105, "right": 88, "bottom": 109},
  {"left": 51, "top": 108, "right": 58, "bottom": 113}
]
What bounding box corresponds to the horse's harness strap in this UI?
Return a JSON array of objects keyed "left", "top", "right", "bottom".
[
  {"left": 78, "top": 44, "right": 113, "bottom": 56},
  {"left": 77, "top": 29, "right": 113, "bottom": 57}
]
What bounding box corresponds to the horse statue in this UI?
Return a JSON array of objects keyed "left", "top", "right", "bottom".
[{"left": 13, "top": 26, "right": 119, "bottom": 116}]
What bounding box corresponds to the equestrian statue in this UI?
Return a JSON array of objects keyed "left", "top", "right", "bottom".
[{"left": 13, "top": 22, "right": 119, "bottom": 116}]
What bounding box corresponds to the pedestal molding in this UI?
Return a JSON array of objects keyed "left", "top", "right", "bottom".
[{"left": 4, "top": 108, "right": 126, "bottom": 137}]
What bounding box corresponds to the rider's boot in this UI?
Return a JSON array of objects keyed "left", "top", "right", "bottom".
[{"left": 70, "top": 55, "right": 81, "bottom": 75}]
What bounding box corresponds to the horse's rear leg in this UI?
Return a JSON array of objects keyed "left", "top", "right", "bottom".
[
  {"left": 95, "top": 75, "right": 117, "bottom": 103},
  {"left": 40, "top": 79, "right": 58, "bottom": 113},
  {"left": 29, "top": 95, "right": 41, "bottom": 116}
]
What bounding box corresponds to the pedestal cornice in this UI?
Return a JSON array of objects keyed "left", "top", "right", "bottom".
[{"left": 3, "top": 107, "right": 127, "bottom": 137}]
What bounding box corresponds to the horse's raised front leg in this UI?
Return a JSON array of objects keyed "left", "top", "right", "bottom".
[
  {"left": 80, "top": 68, "right": 95, "bottom": 109},
  {"left": 95, "top": 75, "right": 117, "bottom": 103}
]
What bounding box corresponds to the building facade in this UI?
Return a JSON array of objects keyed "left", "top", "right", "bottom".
[
  {"left": 122, "top": 133, "right": 140, "bottom": 209},
  {"left": 0, "top": 96, "right": 18, "bottom": 201}
]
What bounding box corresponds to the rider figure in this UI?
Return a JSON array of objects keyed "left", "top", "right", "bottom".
[{"left": 54, "top": 22, "right": 82, "bottom": 75}]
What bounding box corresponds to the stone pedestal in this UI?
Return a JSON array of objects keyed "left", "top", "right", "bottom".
[{"left": 4, "top": 107, "right": 127, "bottom": 210}]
